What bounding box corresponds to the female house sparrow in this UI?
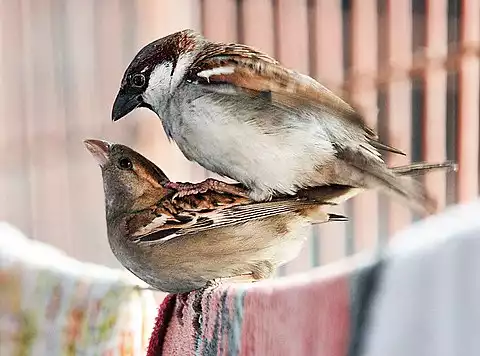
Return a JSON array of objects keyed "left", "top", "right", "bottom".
[
  {"left": 84, "top": 139, "right": 349, "bottom": 293},
  {"left": 85, "top": 139, "right": 455, "bottom": 293},
  {"left": 111, "top": 29, "right": 445, "bottom": 214}
]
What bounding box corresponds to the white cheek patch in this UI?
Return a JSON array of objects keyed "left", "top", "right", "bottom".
[
  {"left": 170, "top": 53, "right": 195, "bottom": 91},
  {"left": 143, "top": 62, "right": 173, "bottom": 110},
  {"left": 147, "top": 62, "right": 173, "bottom": 90}
]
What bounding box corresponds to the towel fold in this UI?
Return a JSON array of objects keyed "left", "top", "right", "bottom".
[
  {"left": 361, "top": 199, "right": 480, "bottom": 356},
  {"left": 146, "top": 253, "right": 382, "bottom": 356},
  {"left": 0, "top": 222, "right": 158, "bottom": 356}
]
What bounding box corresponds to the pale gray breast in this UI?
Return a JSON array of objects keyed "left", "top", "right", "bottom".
[{"left": 166, "top": 89, "right": 338, "bottom": 195}]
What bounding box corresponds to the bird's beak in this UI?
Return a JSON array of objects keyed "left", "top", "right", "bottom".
[
  {"left": 83, "top": 139, "right": 111, "bottom": 166},
  {"left": 111, "top": 90, "right": 143, "bottom": 122}
]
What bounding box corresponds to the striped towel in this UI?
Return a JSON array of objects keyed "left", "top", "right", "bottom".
[
  {"left": 147, "top": 199, "right": 480, "bottom": 356},
  {"left": 146, "top": 253, "right": 382, "bottom": 356}
]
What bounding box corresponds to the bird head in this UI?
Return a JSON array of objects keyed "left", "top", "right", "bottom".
[
  {"left": 111, "top": 29, "right": 204, "bottom": 122},
  {"left": 84, "top": 139, "right": 171, "bottom": 216}
]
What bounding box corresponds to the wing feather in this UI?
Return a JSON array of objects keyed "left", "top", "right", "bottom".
[
  {"left": 186, "top": 43, "right": 402, "bottom": 155},
  {"left": 134, "top": 199, "right": 320, "bottom": 244}
]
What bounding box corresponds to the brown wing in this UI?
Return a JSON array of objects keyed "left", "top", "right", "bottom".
[
  {"left": 186, "top": 43, "right": 405, "bottom": 156},
  {"left": 132, "top": 192, "right": 327, "bottom": 244}
]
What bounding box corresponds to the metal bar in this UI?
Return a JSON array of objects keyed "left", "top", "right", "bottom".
[
  {"left": 423, "top": 0, "right": 448, "bottom": 211},
  {"left": 457, "top": 0, "right": 480, "bottom": 201},
  {"left": 275, "top": 0, "right": 311, "bottom": 274},
  {"left": 202, "top": 0, "right": 238, "bottom": 42},
  {"left": 326, "top": 43, "right": 480, "bottom": 99},
  {"left": 349, "top": 0, "right": 379, "bottom": 251},
  {"left": 241, "top": 0, "right": 275, "bottom": 55},
  {"left": 385, "top": 0, "right": 413, "bottom": 235},
  {"left": 314, "top": 0, "right": 347, "bottom": 265}
]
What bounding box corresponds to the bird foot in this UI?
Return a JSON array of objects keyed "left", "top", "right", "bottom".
[
  {"left": 207, "top": 274, "right": 256, "bottom": 289},
  {"left": 165, "top": 178, "right": 250, "bottom": 198}
]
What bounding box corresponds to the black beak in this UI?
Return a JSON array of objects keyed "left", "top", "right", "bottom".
[{"left": 111, "top": 90, "right": 143, "bottom": 122}]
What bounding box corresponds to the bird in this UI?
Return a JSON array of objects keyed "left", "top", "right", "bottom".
[
  {"left": 84, "top": 139, "right": 456, "bottom": 293},
  {"left": 84, "top": 138, "right": 347, "bottom": 293},
  {"left": 111, "top": 29, "right": 452, "bottom": 214}
]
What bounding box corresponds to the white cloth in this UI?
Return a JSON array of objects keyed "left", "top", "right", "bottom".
[
  {"left": 0, "top": 223, "right": 157, "bottom": 356},
  {"left": 362, "top": 199, "right": 480, "bottom": 356}
]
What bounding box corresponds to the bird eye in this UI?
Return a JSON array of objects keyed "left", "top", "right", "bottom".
[
  {"left": 117, "top": 157, "right": 133, "bottom": 170},
  {"left": 131, "top": 73, "right": 146, "bottom": 88}
]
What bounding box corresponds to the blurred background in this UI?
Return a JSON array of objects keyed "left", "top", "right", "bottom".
[{"left": 0, "top": 0, "right": 478, "bottom": 275}]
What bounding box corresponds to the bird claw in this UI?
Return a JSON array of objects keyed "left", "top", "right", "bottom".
[{"left": 166, "top": 179, "right": 249, "bottom": 199}]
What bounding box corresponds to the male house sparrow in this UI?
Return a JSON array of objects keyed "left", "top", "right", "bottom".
[
  {"left": 85, "top": 139, "right": 455, "bottom": 292},
  {"left": 112, "top": 29, "right": 444, "bottom": 214}
]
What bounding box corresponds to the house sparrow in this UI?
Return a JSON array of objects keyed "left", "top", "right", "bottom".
[
  {"left": 84, "top": 139, "right": 348, "bottom": 293},
  {"left": 111, "top": 29, "right": 447, "bottom": 214},
  {"left": 84, "top": 139, "right": 455, "bottom": 292}
]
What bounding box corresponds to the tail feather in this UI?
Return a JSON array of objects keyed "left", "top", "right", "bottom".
[
  {"left": 298, "top": 160, "right": 457, "bottom": 212},
  {"left": 301, "top": 206, "right": 349, "bottom": 225},
  {"left": 335, "top": 146, "right": 457, "bottom": 214},
  {"left": 386, "top": 161, "right": 458, "bottom": 214},
  {"left": 327, "top": 213, "right": 349, "bottom": 221},
  {"left": 367, "top": 161, "right": 457, "bottom": 215},
  {"left": 392, "top": 175, "right": 437, "bottom": 214},
  {"left": 369, "top": 139, "right": 407, "bottom": 156},
  {"left": 392, "top": 161, "right": 458, "bottom": 176}
]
